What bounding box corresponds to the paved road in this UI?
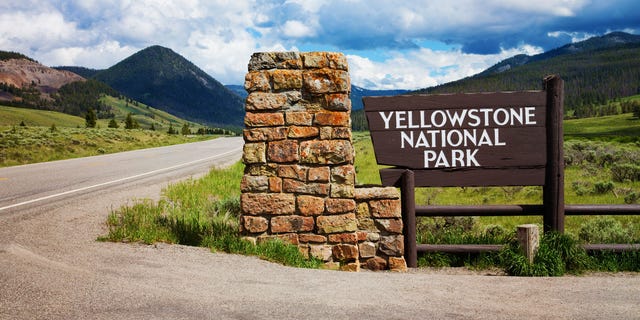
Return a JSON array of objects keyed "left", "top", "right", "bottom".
[
  {"left": 1, "top": 137, "right": 639, "bottom": 319},
  {"left": 0, "top": 137, "right": 243, "bottom": 213}
]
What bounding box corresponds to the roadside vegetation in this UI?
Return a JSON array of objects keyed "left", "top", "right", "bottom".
[
  {"left": 0, "top": 104, "right": 237, "bottom": 167},
  {"left": 100, "top": 162, "right": 322, "bottom": 269}
]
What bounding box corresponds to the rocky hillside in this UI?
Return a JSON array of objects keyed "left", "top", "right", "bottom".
[{"left": 0, "top": 57, "right": 84, "bottom": 97}]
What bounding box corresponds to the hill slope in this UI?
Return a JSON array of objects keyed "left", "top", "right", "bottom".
[
  {"left": 417, "top": 32, "right": 640, "bottom": 115},
  {"left": 94, "top": 46, "right": 244, "bottom": 127}
]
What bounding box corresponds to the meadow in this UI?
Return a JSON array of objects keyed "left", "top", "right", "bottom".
[{"left": 102, "top": 112, "right": 640, "bottom": 275}]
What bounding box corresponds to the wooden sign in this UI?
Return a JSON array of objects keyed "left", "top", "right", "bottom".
[{"left": 363, "top": 91, "right": 548, "bottom": 187}]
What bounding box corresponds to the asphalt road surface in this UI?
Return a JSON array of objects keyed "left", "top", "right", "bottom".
[{"left": 1, "top": 137, "right": 639, "bottom": 319}]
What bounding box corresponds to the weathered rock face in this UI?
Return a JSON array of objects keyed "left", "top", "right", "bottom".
[{"left": 240, "top": 52, "right": 405, "bottom": 272}]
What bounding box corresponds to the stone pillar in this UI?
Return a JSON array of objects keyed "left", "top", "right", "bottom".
[
  {"left": 240, "top": 51, "right": 406, "bottom": 272},
  {"left": 240, "top": 52, "right": 358, "bottom": 271}
]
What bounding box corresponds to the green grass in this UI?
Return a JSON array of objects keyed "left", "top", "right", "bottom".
[
  {"left": 0, "top": 125, "right": 214, "bottom": 167},
  {"left": 100, "top": 162, "right": 323, "bottom": 269},
  {"left": 0, "top": 105, "right": 85, "bottom": 127},
  {"left": 565, "top": 112, "right": 640, "bottom": 142}
]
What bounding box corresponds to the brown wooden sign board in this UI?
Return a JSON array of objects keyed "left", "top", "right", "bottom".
[{"left": 363, "top": 91, "right": 548, "bottom": 187}]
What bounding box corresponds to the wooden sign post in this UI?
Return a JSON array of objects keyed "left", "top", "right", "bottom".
[{"left": 364, "top": 76, "right": 564, "bottom": 267}]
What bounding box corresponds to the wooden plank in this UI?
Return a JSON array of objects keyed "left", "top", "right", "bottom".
[
  {"left": 565, "top": 204, "right": 640, "bottom": 215},
  {"left": 583, "top": 244, "right": 640, "bottom": 252},
  {"left": 417, "top": 244, "right": 504, "bottom": 254},
  {"left": 380, "top": 167, "right": 545, "bottom": 187},
  {"left": 415, "top": 205, "right": 544, "bottom": 217}
]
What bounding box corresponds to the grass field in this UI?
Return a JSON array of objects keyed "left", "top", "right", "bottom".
[{"left": 0, "top": 105, "right": 85, "bottom": 127}]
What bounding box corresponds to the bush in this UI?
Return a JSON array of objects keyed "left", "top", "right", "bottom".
[
  {"left": 611, "top": 163, "right": 640, "bottom": 182},
  {"left": 592, "top": 181, "right": 615, "bottom": 194},
  {"left": 578, "top": 216, "right": 631, "bottom": 243}
]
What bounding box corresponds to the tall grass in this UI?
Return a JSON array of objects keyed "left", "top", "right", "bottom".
[
  {"left": 0, "top": 125, "right": 213, "bottom": 167},
  {"left": 100, "top": 162, "right": 322, "bottom": 269}
]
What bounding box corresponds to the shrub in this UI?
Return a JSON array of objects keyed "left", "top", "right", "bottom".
[
  {"left": 592, "top": 180, "right": 615, "bottom": 194},
  {"left": 578, "top": 216, "right": 631, "bottom": 243},
  {"left": 611, "top": 163, "right": 640, "bottom": 182}
]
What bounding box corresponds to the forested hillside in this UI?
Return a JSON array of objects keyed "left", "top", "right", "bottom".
[{"left": 416, "top": 34, "right": 640, "bottom": 118}]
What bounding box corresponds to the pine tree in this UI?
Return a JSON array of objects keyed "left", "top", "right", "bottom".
[
  {"left": 108, "top": 117, "right": 119, "bottom": 128},
  {"left": 124, "top": 113, "right": 139, "bottom": 129},
  {"left": 85, "top": 108, "right": 97, "bottom": 128},
  {"left": 181, "top": 123, "right": 191, "bottom": 135}
]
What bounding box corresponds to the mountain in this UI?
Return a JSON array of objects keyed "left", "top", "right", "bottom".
[
  {"left": 416, "top": 32, "right": 640, "bottom": 116},
  {"left": 0, "top": 53, "right": 84, "bottom": 93},
  {"left": 350, "top": 85, "right": 409, "bottom": 110},
  {"left": 225, "top": 84, "right": 248, "bottom": 99},
  {"left": 478, "top": 32, "right": 640, "bottom": 77},
  {"left": 94, "top": 46, "right": 244, "bottom": 127},
  {"left": 54, "top": 66, "right": 102, "bottom": 79}
]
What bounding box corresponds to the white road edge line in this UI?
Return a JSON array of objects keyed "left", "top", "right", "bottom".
[{"left": 0, "top": 147, "right": 242, "bottom": 212}]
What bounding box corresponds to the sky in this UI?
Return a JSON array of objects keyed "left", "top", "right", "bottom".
[{"left": 1, "top": 0, "right": 638, "bottom": 90}]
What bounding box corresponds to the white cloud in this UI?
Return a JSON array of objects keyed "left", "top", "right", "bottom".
[
  {"left": 348, "top": 44, "right": 544, "bottom": 90},
  {"left": 281, "top": 20, "right": 316, "bottom": 38}
]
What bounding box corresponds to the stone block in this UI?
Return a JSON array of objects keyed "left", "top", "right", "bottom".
[
  {"left": 285, "top": 112, "right": 313, "bottom": 126},
  {"left": 331, "top": 127, "right": 351, "bottom": 140},
  {"left": 369, "top": 199, "right": 402, "bottom": 218},
  {"left": 331, "top": 165, "right": 355, "bottom": 185},
  {"left": 330, "top": 184, "right": 355, "bottom": 198},
  {"left": 288, "top": 126, "right": 319, "bottom": 139},
  {"left": 355, "top": 186, "right": 400, "bottom": 200},
  {"left": 274, "top": 52, "right": 302, "bottom": 69},
  {"left": 277, "top": 165, "right": 307, "bottom": 180},
  {"left": 301, "top": 52, "right": 328, "bottom": 69},
  {"left": 283, "top": 179, "right": 329, "bottom": 196},
  {"left": 317, "top": 213, "right": 357, "bottom": 234},
  {"left": 375, "top": 218, "right": 404, "bottom": 234},
  {"left": 326, "top": 198, "right": 356, "bottom": 214},
  {"left": 270, "top": 69, "right": 302, "bottom": 91},
  {"left": 340, "top": 262, "right": 360, "bottom": 272},
  {"left": 271, "top": 215, "right": 314, "bottom": 233},
  {"left": 299, "top": 234, "right": 327, "bottom": 243},
  {"left": 309, "top": 245, "right": 333, "bottom": 261},
  {"left": 356, "top": 202, "right": 369, "bottom": 218},
  {"left": 300, "top": 140, "right": 353, "bottom": 165},
  {"left": 319, "top": 127, "right": 332, "bottom": 140},
  {"left": 302, "top": 69, "right": 350, "bottom": 94},
  {"left": 248, "top": 52, "right": 276, "bottom": 71},
  {"left": 268, "top": 177, "right": 282, "bottom": 193},
  {"left": 247, "top": 164, "right": 277, "bottom": 177},
  {"left": 243, "top": 127, "right": 288, "bottom": 142},
  {"left": 388, "top": 257, "right": 408, "bottom": 272},
  {"left": 314, "top": 111, "right": 350, "bottom": 126},
  {"left": 243, "top": 143, "right": 266, "bottom": 164},
  {"left": 241, "top": 193, "right": 295, "bottom": 215},
  {"left": 296, "top": 195, "right": 325, "bottom": 216},
  {"left": 244, "top": 71, "right": 270, "bottom": 92},
  {"left": 268, "top": 140, "right": 299, "bottom": 163},
  {"left": 326, "top": 52, "right": 349, "bottom": 71},
  {"left": 243, "top": 216, "right": 268, "bottom": 233},
  {"left": 328, "top": 233, "right": 358, "bottom": 244},
  {"left": 357, "top": 218, "right": 376, "bottom": 232},
  {"left": 307, "top": 166, "right": 330, "bottom": 182},
  {"left": 240, "top": 175, "right": 269, "bottom": 192},
  {"left": 379, "top": 235, "right": 404, "bottom": 256},
  {"left": 324, "top": 93, "right": 351, "bottom": 111},
  {"left": 332, "top": 244, "right": 358, "bottom": 261},
  {"left": 358, "top": 242, "right": 376, "bottom": 258},
  {"left": 364, "top": 256, "right": 387, "bottom": 271},
  {"left": 256, "top": 233, "right": 299, "bottom": 245},
  {"left": 366, "top": 232, "right": 380, "bottom": 242},
  {"left": 246, "top": 92, "right": 288, "bottom": 111},
  {"left": 356, "top": 231, "right": 368, "bottom": 241},
  {"left": 245, "top": 112, "right": 285, "bottom": 127}
]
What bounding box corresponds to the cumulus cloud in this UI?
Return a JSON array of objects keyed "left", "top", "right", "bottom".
[{"left": 0, "top": 0, "right": 638, "bottom": 89}]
